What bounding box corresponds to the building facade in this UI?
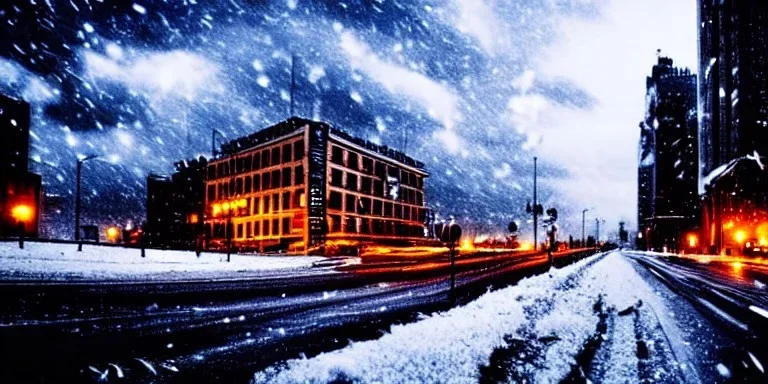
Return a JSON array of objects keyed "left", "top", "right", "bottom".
[
  {"left": 0, "top": 94, "right": 41, "bottom": 238},
  {"left": 698, "top": 1, "right": 768, "bottom": 254},
  {"left": 145, "top": 157, "right": 207, "bottom": 249},
  {"left": 204, "top": 117, "right": 429, "bottom": 253},
  {"left": 637, "top": 56, "right": 698, "bottom": 252}
]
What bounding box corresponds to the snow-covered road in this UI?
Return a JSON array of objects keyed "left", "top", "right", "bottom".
[{"left": 253, "top": 251, "right": 710, "bottom": 383}]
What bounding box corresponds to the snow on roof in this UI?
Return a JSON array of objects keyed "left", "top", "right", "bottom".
[
  {"left": 254, "top": 252, "right": 692, "bottom": 383},
  {"left": 0, "top": 242, "right": 325, "bottom": 282}
]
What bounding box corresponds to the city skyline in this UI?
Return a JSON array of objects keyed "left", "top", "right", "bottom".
[{"left": 0, "top": 0, "right": 697, "bottom": 238}]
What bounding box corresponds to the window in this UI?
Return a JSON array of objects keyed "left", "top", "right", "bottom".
[
  {"left": 384, "top": 202, "right": 393, "bottom": 217},
  {"left": 329, "top": 191, "right": 343, "bottom": 210},
  {"left": 207, "top": 185, "right": 216, "bottom": 201},
  {"left": 263, "top": 219, "right": 270, "bottom": 236},
  {"left": 217, "top": 163, "right": 224, "bottom": 177},
  {"left": 330, "top": 214, "right": 342, "bottom": 232},
  {"left": 345, "top": 194, "right": 356, "bottom": 212},
  {"left": 416, "top": 191, "right": 423, "bottom": 206},
  {"left": 293, "top": 140, "right": 304, "bottom": 160},
  {"left": 244, "top": 176, "right": 252, "bottom": 193},
  {"left": 235, "top": 178, "right": 243, "bottom": 195},
  {"left": 373, "top": 180, "right": 383, "bottom": 197},
  {"left": 404, "top": 206, "right": 411, "bottom": 220},
  {"left": 373, "top": 199, "right": 382, "bottom": 215},
  {"left": 373, "top": 219, "right": 384, "bottom": 234},
  {"left": 295, "top": 165, "right": 304, "bottom": 185},
  {"left": 362, "top": 157, "right": 373, "bottom": 174},
  {"left": 243, "top": 156, "right": 252, "bottom": 172},
  {"left": 331, "top": 168, "right": 343, "bottom": 187},
  {"left": 252, "top": 152, "right": 261, "bottom": 170},
  {"left": 282, "top": 191, "right": 291, "bottom": 210},
  {"left": 347, "top": 152, "right": 359, "bottom": 170},
  {"left": 237, "top": 223, "right": 244, "bottom": 238},
  {"left": 271, "top": 147, "right": 280, "bottom": 165},
  {"left": 229, "top": 158, "right": 236, "bottom": 174},
  {"left": 253, "top": 196, "right": 261, "bottom": 214},
  {"left": 375, "top": 161, "right": 386, "bottom": 178},
  {"left": 208, "top": 165, "right": 216, "bottom": 179},
  {"left": 282, "top": 143, "right": 292, "bottom": 163},
  {"left": 246, "top": 222, "right": 252, "bottom": 238},
  {"left": 270, "top": 170, "right": 279, "bottom": 188},
  {"left": 282, "top": 218, "right": 290, "bottom": 235},
  {"left": 346, "top": 173, "right": 358, "bottom": 191},
  {"left": 360, "top": 197, "right": 371, "bottom": 214},
  {"left": 282, "top": 167, "right": 291, "bottom": 187},
  {"left": 361, "top": 218, "right": 370, "bottom": 234},
  {"left": 344, "top": 216, "right": 356, "bottom": 233},
  {"left": 361, "top": 177, "right": 372, "bottom": 194},
  {"left": 332, "top": 146, "right": 344, "bottom": 164},
  {"left": 272, "top": 218, "right": 279, "bottom": 235},
  {"left": 262, "top": 150, "right": 270, "bottom": 168},
  {"left": 264, "top": 196, "right": 271, "bottom": 213},
  {"left": 262, "top": 173, "right": 271, "bottom": 190},
  {"left": 254, "top": 221, "right": 261, "bottom": 237},
  {"left": 272, "top": 193, "right": 279, "bottom": 211},
  {"left": 253, "top": 174, "right": 261, "bottom": 191}
]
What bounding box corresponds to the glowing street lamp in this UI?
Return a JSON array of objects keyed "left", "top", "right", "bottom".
[
  {"left": 12, "top": 204, "right": 33, "bottom": 249},
  {"left": 106, "top": 226, "right": 119, "bottom": 243}
]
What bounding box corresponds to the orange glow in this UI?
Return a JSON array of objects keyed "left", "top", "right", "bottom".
[
  {"left": 460, "top": 239, "right": 475, "bottom": 251},
  {"left": 687, "top": 233, "right": 698, "bottom": 248},
  {"left": 221, "top": 202, "right": 230, "bottom": 212},
  {"left": 188, "top": 213, "right": 199, "bottom": 224},
  {"left": 724, "top": 220, "right": 735, "bottom": 229},
  {"left": 760, "top": 237, "right": 768, "bottom": 247},
  {"left": 732, "top": 261, "right": 743, "bottom": 271},
  {"left": 237, "top": 198, "right": 247, "bottom": 208},
  {"left": 106, "top": 227, "right": 119, "bottom": 241},
  {"left": 11, "top": 204, "right": 33, "bottom": 222},
  {"left": 734, "top": 230, "right": 747, "bottom": 244},
  {"left": 212, "top": 203, "right": 221, "bottom": 217},
  {"left": 519, "top": 242, "right": 533, "bottom": 251},
  {"left": 299, "top": 193, "right": 306, "bottom": 208}
]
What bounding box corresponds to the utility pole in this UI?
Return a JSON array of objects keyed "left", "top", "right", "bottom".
[
  {"left": 533, "top": 156, "right": 538, "bottom": 251},
  {"left": 582, "top": 208, "right": 589, "bottom": 247}
]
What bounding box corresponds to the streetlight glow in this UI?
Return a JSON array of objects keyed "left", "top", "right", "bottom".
[{"left": 11, "top": 204, "right": 33, "bottom": 222}]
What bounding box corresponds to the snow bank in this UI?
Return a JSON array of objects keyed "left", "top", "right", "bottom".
[
  {"left": 0, "top": 241, "right": 325, "bottom": 281},
  {"left": 254, "top": 251, "right": 692, "bottom": 383}
]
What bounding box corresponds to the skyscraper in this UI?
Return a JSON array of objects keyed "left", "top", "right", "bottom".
[
  {"left": 637, "top": 56, "right": 698, "bottom": 252},
  {"left": 698, "top": 1, "right": 768, "bottom": 254}
]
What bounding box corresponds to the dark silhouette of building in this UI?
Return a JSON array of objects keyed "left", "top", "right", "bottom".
[
  {"left": 637, "top": 56, "right": 698, "bottom": 252},
  {"left": 698, "top": 1, "right": 768, "bottom": 254},
  {"left": 145, "top": 157, "right": 207, "bottom": 249},
  {"left": 0, "top": 94, "right": 41, "bottom": 238},
  {"left": 204, "top": 117, "right": 429, "bottom": 253}
]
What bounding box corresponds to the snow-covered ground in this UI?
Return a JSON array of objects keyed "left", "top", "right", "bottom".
[
  {"left": 0, "top": 241, "right": 325, "bottom": 282},
  {"left": 254, "top": 251, "right": 703, "bottom": 383}
]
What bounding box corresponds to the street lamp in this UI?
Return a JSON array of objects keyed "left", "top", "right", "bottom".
[
  {"left": 75, "top": 154, "right": 100, "bottom": 251},
  {"left": 12, "top": 204, "right": 33, "bottom": 249},
  {"left": 581, "top": 209, "right": 589, "bottom": 247}
]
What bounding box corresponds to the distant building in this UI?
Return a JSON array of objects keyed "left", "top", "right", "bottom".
[
  {"left": 698, "top": 1, "right": 768, "bottom": 254},
  {"left": 637, "top": 56, "right": 698, "bottom": 252},
  {"left": 144, "top": 157, "right": 207, "bottom": 249},
  {"left": 204, "top": 117, "right": 429, "bottom": 253},
  {"left": 0, "top": 94, "right": 41, "bottom": 237}
]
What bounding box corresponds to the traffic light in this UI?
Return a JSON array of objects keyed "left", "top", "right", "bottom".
[
  {"left": 546, "top": 208, "right": 558, "bottom": 221},
  {"left": 508, "top": 221, "right": 518, "bottom": 233}
]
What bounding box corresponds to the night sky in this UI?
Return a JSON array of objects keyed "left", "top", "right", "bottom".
[{"left": 0, "top": 0, "right": 696, "bottom": 240}]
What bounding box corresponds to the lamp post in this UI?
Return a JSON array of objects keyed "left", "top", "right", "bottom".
[
  {"left": 582, "top": 208, "right": 589, "bottom": 247},
  {"left": 75, "top": 155, "right": 100, "bottom": 251},
  {"left": 12, "top": 204, "right": 33, "bottom": 249}
]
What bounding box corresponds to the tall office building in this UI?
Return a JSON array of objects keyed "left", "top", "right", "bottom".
[
  {"left": 637, "top": 56, "right": 698, "bottom": 252},
  {"left": 698, "top": 1, "right": 768, "bottom": 254}
]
